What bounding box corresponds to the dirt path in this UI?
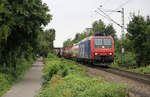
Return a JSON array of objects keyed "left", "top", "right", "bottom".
[{"left": 2, "top": 57, "right": 43, "bottom": 97}]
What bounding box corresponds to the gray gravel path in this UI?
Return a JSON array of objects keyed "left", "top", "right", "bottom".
[{"left": 2, "top": 57, "right": 43, "bottom": 97}]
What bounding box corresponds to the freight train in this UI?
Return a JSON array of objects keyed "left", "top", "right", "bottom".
[{"left": 57, "top": 33, "right": 114, "bottom": 66}]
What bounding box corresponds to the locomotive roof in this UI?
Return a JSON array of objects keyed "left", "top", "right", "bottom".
[
  {"left": 94, "top": 32, "right": 106, "bottom": 36},
  {"left": 79, "top": 37, "right": 90, "bottom": 43}
]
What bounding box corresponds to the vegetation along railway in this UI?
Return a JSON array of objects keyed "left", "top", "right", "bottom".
[
  {"left": 55, "top": 32, "right": 150, "bottom": 97},
  {"left": 56, "top": 32, "right": 150, "bottom": 84}
]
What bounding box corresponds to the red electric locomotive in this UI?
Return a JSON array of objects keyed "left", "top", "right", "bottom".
[
  {"left": 63, "top": 33, "right": 114, "bottom": 66},
  {"left": 90, "top": 35, "right": 114, "bottom": 63},
  {"left": 78, "top": 34, "right": 114, "bottom": 65}
]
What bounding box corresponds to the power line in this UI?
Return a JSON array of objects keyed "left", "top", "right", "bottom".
[
  {"left": 95, "top": 8, "right": 127, "bottom": 30},
  {"left": 97, "top": 8, "right": 122, "bottom": 28},
  {"left": 108, "top": 0, "right": 132, "bottom": 15},
  {"left": 95, "top": 10, "right": 110, "bottom": 20},
  {"left": 95, "top": 10, "right": 114, "bottom": 24},
  {"left": 113, "top": 0, "right": 131, "bottom": 11}
]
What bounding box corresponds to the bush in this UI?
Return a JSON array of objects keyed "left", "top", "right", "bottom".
[
  {"left": 38, "top": 75, "right": 127, "bottom": 97},
  {"left": 15, "top": 54, "right": 33, "bottom": 80},
  {"left": 130, "top": 65, "right": 150, "bottom": 74},
  {"left": 0, "top": 73, "right": 11, "bottom": 96},
  {"left": 115, "top": 51, "right": 136, "bottom": 68},
  {"left": 0, "top": 53, "right": 35, "bottom": 96},
  {"left": 37, "top": 54, "right": 128, "bottom": 97},
  {"left": 42, "top": 55, "right": 86, "bottom": 87}
]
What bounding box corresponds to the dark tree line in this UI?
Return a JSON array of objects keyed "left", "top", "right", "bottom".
[{"left": 0, "top": 0, "right": 55, "bottom": 76}]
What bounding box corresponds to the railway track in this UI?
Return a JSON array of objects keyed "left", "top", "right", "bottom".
[
  {"left": 109, "top": 68, "right": 150, "bottom": 85},
  {"left": 85, "top": 64, "right": 150, "bottom": 97},
  {"left": 90, "top": 65, "right": 150, "bottom": 85}
]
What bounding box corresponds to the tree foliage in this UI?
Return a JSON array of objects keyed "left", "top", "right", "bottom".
[
  {"left": 127, "top": 14, "right": 150, "bottom": 66},
  {"left": 92, "top": 20, "right": 105, "bottom": 34},
  {"left": 0, "top": 0, "right": 55, "bottom": 76},
  {"left": 38, "top": 29, "right": 55, "bottom": 57}
]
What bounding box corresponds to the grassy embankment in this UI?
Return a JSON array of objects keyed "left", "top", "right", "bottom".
[
  {"left": 37, "top": 54, "right": 128, "bottom": 97},
  {"left": 111, "top": 63, "right": 150, "bottom": 74},
  {"left": 111, "top": 52, "right": 150, "bottom": 74},
  {"left": 0, "top": 56, "right": 35, "bottom": 96}
]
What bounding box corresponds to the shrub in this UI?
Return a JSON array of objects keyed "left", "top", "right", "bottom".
[
  {"left": 115, "top": 51, "right": 136, "bottom": 68},
  {"left": 0, "top": 53, "right": 35, "bottom": 96},
  {"left": 130, "top": 65, "right": 150, "bottom": 74},
  {"left": 38, "top": 74, "right": 127, "bottom": 97},
  {"left": 37, "top": 54, "right": 128, "bottom": 97},
  {"left": 42, "top": 56, "right": 86, "bottom": 87},
  {"left": 0, "top": 73, "right": 11, "bottom": 96}
]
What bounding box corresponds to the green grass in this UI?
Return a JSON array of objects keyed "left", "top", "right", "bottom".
[
  {"left": 37, "top": 53, "right": 128, "bottom": 97},
  {"left": 111, "top": 63, "right": 150, "bottom": 74},
  {"left": 129, "top": 65, "right": 150, "bottom": 74},
  {"left": 110, "top": 63, "right": 124, "bottom": 70}
]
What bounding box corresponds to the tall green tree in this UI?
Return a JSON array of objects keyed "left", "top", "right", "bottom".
[
  {"left": 127, "top": 15, "right": 150, "bottom": 66},
  {"left": 104, "top": 24, "right": 117, "bottom": 39},
  {"left": 145, "top": 25, "right": 150, "bottom": 64},
  {"left": 92, "top": 20, "right": 105, "bottom": 34},
  {"left": 0, "top": 0, "right": 53, "bottom": 75},
  {"left": 38, "top": 29, "right": 55, "bottom": 57}
]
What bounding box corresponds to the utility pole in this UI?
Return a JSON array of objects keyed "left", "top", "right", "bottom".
[
  {"left": 121, "top": 8, "right": 125, "bottom": 65},
  {"left": 117, "top": 8, "right": 125, "bottom": 64}
]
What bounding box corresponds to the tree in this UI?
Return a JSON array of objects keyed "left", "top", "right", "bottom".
[
  {"left": 104, "top": 24, "right": 117, "bottom": 39},
  {"left": 127, "top": 14, "right": 150, "bottom": 66},
  {"left": 63, "top": 39, "right": 73, "bottom": 47},
  {"left": 92, "top": 20, "right": 105, "bottom": 34},
  {"left": 145, "top": 25, "right": 150, "bottom": 64},
  {"left": 38, "top": 29, "right": 55, "bottom": 57},
  {"left": 0, "top": 0, "right": 54, "bottom": 75}
]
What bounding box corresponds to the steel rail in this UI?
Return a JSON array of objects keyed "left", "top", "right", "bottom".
[
  {"left": 85, "top": 64, "right": 150, "bottom": 97},
  {"left": 92, "top": 65, "right": 150, "bottom": 85}
]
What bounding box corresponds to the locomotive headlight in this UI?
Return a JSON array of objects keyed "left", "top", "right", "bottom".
[
  {"left": 95, "top": 52, "right": 98, "bottom": 55},
  {"left": 109, "top": 52, "right": 112, "bottom": 55}
]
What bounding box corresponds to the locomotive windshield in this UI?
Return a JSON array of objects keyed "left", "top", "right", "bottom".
[{"left": 94, "top": 38, "right": 112, "bottom": 48}]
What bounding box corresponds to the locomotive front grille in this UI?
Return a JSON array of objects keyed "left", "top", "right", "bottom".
[{"left": 94, "top": 56, "right": 114, "bottom": 62}]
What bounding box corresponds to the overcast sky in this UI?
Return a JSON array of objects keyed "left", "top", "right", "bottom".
[{"left": 42, "top": 0, "right": 150, "bottom": 47}]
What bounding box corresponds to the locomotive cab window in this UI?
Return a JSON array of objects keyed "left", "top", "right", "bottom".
[
  {"left": 94, "top": 39, "right": 103, "bottom": 46},
  {"left": 103, "top": 39, "right": 112, "bottom": 45},
  {"left": 94, "top": 38, "right": 112, "bottom": 48}
]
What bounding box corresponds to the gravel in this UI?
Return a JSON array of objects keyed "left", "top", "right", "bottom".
[{"left": 83, "top": 65, "right": 150, "bottom": 97}]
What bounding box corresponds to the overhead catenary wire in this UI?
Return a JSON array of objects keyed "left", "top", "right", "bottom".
[
  {"left": 97, "top": 8, "right": 122, "bottom": 28},
  {"left": 95, "top": 10, "right": 110, "bottom": 20},
  {"left": 108, "top": 0, "right": 132, "bottom": 15},
  {"left": 113, "top": 0, "right": 131, "bottom": 11},
  {"left": 95, "top": 8, "right": 127, "bottom": 30},
  {"left": 94, "top": 10, "right": 113, "bottom": 24}
]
